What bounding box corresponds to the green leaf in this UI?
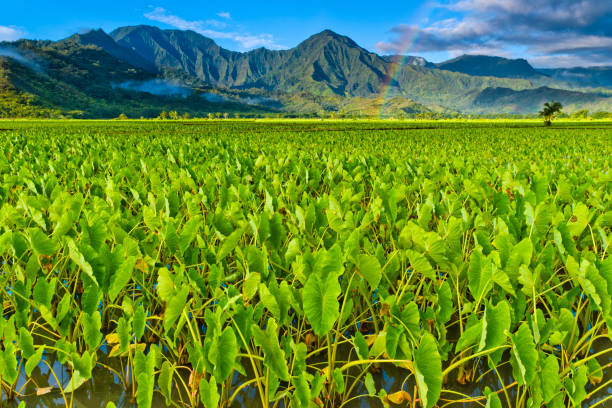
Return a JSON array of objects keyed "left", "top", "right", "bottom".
[
  {"left": 332, "top": 368, "right": 345, "bottom": 394},
  {"left": 209, "top": 327, "right": 237, "bottom": 382},
  {"left": 567, "top": 203, "right": 589, "bottom": 238},
  {"left": 134, "top": 345, "right": 158, "bottom": 408},
  {"left": 468, "top": 251, "right": 493, "bottom": 303},
  {"left": 18, "top": 327, "right": 35, "bottom": 359},
  {"left": 29, "top": 228, "right": 55, "bottom": 255},
  {"left": 158, "top": 361, "right": 174, "bottom": 406},
  {"left": 82, "top": 312, "right": 102, "bottom": 350},
  {"left": 108, "top": 256, "right": 136, "bottom": 302},
  {"left": 478, "top": 300, "right": 511, "bottom": 362},
  {"left": 200, "top": 375, "right": 220, "bottom": 408},
  {"left": 414, "top": 332, "right": 442, "bottom": 408},
  {"left": 364, "top": 372, "right": 376, "bottom": 395},
  {"left": 217, "top": 227, "right": 243, "bottom": 260},
  {"left": 252, "top": 318, "right": 290, "bottom": 381},
  {"left": 68, "top": 238, "right": 98, "bottom": 286},
  {"left": 164, "top": 285, "right": 189, "bottom": 333},
  {"left": 510, "top": 323, "right": 538, "bottom": 385},
  {"left": 293, "top": 373, "right": 311, "bottom": 408},
  {"left": 25, "top": 347, "right": 44, "bottom": 377},
  {"left": 541, "top": 355, "right": 561, "bottom": 404},
  {"left": 407, "top": 250, "right": 435, "bottom": 280},
  {"left": 303, "top": 246, "right": 343, "bottom": 337},
  {"left": 357, "top": 254, "right": 382, "bottom": 290},
  {"left": 353, "top": 332, "right": 369, "bottom": 361}
]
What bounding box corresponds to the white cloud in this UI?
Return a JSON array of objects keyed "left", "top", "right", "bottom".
[
  {"left": 377, "top": 0, "right": 612, "bottom": 67},
  {"left": 217, "top": 12, "right": 231, "bottom": 19},
  {"left": 144, "top": 7, "right": 283, "bottom": 50},
  {"left": 0, "top": 25, "right": 25, "bottom": 42}
]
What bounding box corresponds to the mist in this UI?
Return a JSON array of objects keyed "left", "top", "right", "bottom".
[
  {"left": 0, "top": 46, "right": 43, "bottom": 72},
  {"left": 115, "top": 79, "right": 192, "bottom": 97}
]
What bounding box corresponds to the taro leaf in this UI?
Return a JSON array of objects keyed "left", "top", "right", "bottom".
[
  {"left": 541, "top": 354, "right": 561, "bottom": 404},
  {"left": 217, "top": 227, "right": 244, "bottom": 261},
  {"left": 252, "top": 318, "right": 290, "bottom": 381},
  {"left": 357, "top": 254, "right": 382, "bottom": 290},
  {"left": 117, "top": 316, "right": 130, "bottom": 354},
  {"left": 456, "top": 319, "right": 482, "bottom": 353},
  {"left": 303, "top": 246, "right": 343, "bottom": 337},
  {"left": 157, "top": 268, "right": 176, "bottom": 303},
  {"left": 133, "top": 304, "right": 146, "bottom": 342},
  {"left": 406, "top": 250, "right": 435, "bottom": 280},
  {"left": 510, "top": 323, "right": 538, "bottom": 385},
  {"left": 435, "top": 281, "right": 453, "bottom": 325},
  {"left": 259, "top": 283, "right": 281, "bottom": 321},
  {"left": 353, "top": 331, "right": 369, "bottom": 361},
  {"left": 332, "top": 368, "right": 345, "bottom": 393},
  {"left": 164, "top": 221, "right": 179, "bottom": 255},
  {"left": 209, "top": 327, "right": 237, "bottom": 382},
  {"left": 81, "top": 284, "right": 101, "bottom": 316},
  {"left": 29, "top": 228, "right": 55, "bottom": 255},
  {"left": 158, "top": 361, "right": 174, "bottom": 406},
  {"left": 400, "top": 302, "right": 421, "bottom": 341},
  {"left": 414, "top": 332, "right": 442, "bottom": 408},
  {"left": 82, "top": 312, "right": 102, "bottom": 350},
  {"left": 243, "top": 272, "right": 260, "bottom": 300},
  {"left": 484, "top": 387, "right": 502, "bottom": 408},
  {"left": 108, "top": 256, "right": 137, "bottom": 302},
  {"left": 565, "top": 365, "right": 588, "bottom": 406},
  {"left": 364, "top": 372, "right": 376, "bottom": 395},
  {"left": 0, "top": 342, "right": 18, "bottom": 384},
  {"left": 68, "top": 238, "right": 98, "bottom": 286},
  {"left": 25, "top": 347, "right": 44, "bottom": 377},
  {"left": 291, "top": 341, "right": 308, "bottom": 375},
  {"left": 478, "top": 300, "right": 510, "bottom": 365},
  {"left": 199, "top": 376, "right": 220, "bottom": 408},
  {"left": 164, "top": 285, "right": 189, "bottom": 333},
  {"left": 294, "top": 373, "right": 311, "bottom": 408},
  {"left": 468, "top": 251, "right": 492, "bottom": 303},
  {"left": 134, "top": 345, "right": 158, "bottom": 408},
  {"left": 18, "top": 327, "right": 35, "bottom": 359},
  {"left": 386, "top": 324, "right": 402, "bottom": 359},
  {"left": 567, "top": 203, "right": 589, "bottom": 238}
]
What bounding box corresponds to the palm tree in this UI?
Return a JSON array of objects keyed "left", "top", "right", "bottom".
[{"left": 539, "top": 101, "right": 563, "bottom": 126}]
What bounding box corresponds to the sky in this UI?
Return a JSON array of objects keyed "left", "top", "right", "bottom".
[{"left": 1, "top": 0, "right": 611, "bottom": 68}]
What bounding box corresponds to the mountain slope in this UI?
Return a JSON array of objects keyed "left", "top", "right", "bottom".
[
  {"left": 538, "top": 66, "right": 612, "bottom": 88},
  {"left": 435, "top": 55, "right": 543, "bottom": 79},
  {"left": 0, "top": 40, "right": 276, "bottom": 118}
]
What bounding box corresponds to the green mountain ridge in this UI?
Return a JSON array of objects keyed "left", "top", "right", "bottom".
[{"left": 1, "top": 25, "right": 612, "bottom": 117}]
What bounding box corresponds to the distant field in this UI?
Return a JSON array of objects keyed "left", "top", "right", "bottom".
[{"left": 0, "top": 120, "right": 610, "bottom": 408}]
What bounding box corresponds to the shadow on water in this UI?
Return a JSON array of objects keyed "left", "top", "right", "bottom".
[{"left": 5, "top": 339, "right": 611, "bottom": 408}]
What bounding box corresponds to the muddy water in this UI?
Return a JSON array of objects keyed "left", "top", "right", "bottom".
[{"left": 5, "top": 339, "right": 611, "bottom": 408}]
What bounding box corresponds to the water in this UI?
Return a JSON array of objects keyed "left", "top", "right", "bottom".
[{"left": 4, "top": 339, "right": 611, "bottom": 407}]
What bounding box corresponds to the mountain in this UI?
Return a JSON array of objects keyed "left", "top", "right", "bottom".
[
  {"left": 472, "top": 86, "right": 612, "bottom": 113},
  {"left": 435, "top": 55, "right": 543, "bottom": 79},
  {"left": 60, "top": 29, "right": 158, "bottom": 72},
  {"left": 538, "top": 66, "right": 612, "bottom": 88},
  {"left": 1, "top": 25, "right": 611, "bottom": 117},
  {"left": 0, "top": 40, "right": 276, "bottom": 118}
]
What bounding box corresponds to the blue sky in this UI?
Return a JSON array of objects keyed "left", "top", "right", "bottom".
[{"left": 1, "top": 0, "right": 611, "bottom": 67}]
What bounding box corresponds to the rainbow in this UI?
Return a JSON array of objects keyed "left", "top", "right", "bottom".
[{"left": 377, "top": 6, "right": 431, "bottom": 118}]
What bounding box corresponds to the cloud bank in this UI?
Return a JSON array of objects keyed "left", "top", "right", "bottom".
[
  {"left": 376, "top": 0, "right": 612, "bottom": 67},
  {"left": 144, "top": 7, "right": 284, "bottom": 50}
]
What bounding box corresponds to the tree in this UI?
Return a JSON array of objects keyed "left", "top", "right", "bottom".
[
  {"left": 158, "top": 111, "right": 168, "bottom": 120},
  {"left": 539, "top": 101, "right": 563, "bottom": 126},
  {"left": 117, "top": 113, "right": 128, "bottom": 120},
  {"left": 169, "top": 111, "right": 179, "bottom": 120}
]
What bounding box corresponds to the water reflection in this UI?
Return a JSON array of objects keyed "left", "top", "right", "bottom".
[{"left": 5, "top": 339, "right": 610, "bottom": 408}]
